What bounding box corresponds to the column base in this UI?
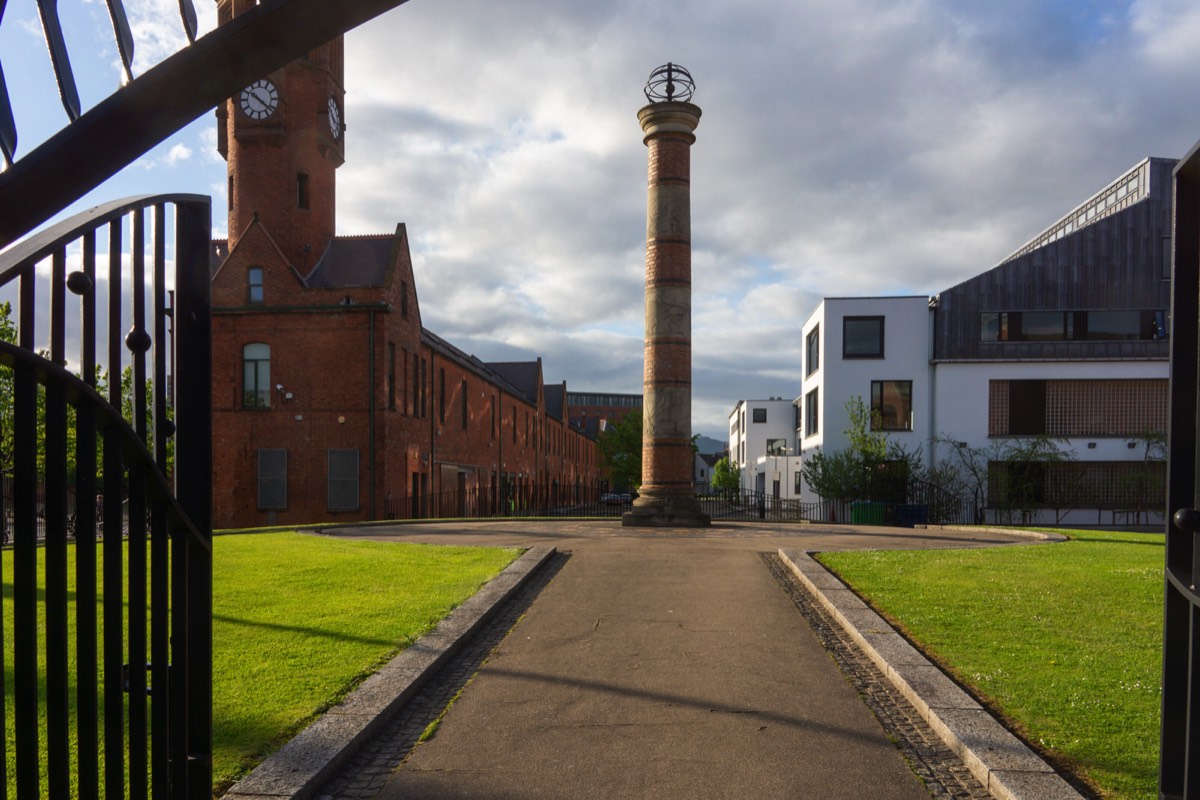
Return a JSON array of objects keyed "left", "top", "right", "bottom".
[{"left": 622, "top": 492, "right": 711, "bottom": 528}]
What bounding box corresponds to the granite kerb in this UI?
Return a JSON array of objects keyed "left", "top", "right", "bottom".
[
  {"left": 777, "top": 547, "right": 1084, "bottom": 800},
  {"left": 221, "top": 545, "right": 556, "bottom": 800}
]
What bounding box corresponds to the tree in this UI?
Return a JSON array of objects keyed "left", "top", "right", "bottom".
[
  {"left": 711, "top": 456, "right": 740, "bottom": 497},
  {"left": 933, "top": 433, "right": 1075, "bottom": 525},
  {"left": 0, "top": 295, "right": 170, "bottom": 489},
  {"left": 801, "top": 396, "right": 923, "bottom": 503},
  {"left": 597, "top": 410, "right": 642, "bottom": 492},
  {"left": 1117, "top": 431, "right": 1167, "bottom": 524},
  {"left": 800, "top": 448, "right": 862, "bottom": 503}
]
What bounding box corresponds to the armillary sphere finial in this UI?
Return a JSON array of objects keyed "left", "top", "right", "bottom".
[{"left": 644, "top": 63, "right": 695, "bottom": 104}]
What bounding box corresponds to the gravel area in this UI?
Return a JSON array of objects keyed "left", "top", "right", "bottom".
[{"left": 761, "top": 552, "right": 992, "bottom": 799}]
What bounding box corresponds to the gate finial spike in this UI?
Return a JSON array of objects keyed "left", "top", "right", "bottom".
[
  {"left": 104, "top": 0, "right": 135, "bottom": 83},
  {"left": 36, "top": 0, "right": 82, "bottom": 121}
]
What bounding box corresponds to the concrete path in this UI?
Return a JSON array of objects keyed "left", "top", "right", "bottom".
[{"left": 312, "top": 520, "right": 1041, "bottom": 800}]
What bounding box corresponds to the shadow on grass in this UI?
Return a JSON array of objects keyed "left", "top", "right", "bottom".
[{"left": 213, "top": 613, "right": 408, "bottom": 648}]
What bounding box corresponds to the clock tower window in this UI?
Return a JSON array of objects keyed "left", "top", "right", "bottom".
[{"left": 297, "top": 173, "right": 310, "bottom": 210}]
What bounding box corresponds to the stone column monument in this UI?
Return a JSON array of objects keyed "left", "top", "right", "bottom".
[{"left": 624, "top": 64, "right": 711, "bottom": 528}]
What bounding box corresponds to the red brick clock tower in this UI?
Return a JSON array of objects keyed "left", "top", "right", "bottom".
[{"left": 215, "top": 0, "right": 345, "bottom": 269}]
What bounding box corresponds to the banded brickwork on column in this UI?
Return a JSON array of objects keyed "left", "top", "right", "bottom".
[{"left": 624, "top": 99, "right": 709, "bottom": 527}]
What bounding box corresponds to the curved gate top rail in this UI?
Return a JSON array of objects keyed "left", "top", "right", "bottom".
[
  {"left": 0, "top": 0, "right": 412, "bottom": 250},
  {"left": 0, "top": 192, "right": 212, "bottom": 799}
]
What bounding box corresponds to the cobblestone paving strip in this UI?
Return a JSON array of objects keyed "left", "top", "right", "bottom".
[
  {"left": 761, "top": 552, "right": 994, "bottom": 800},
  {"left": 316, "top": 550, "right": 572, "bottom": 800}
]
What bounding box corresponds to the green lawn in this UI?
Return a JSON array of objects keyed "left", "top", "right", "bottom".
[
  {"left": 817, "top": 529, "right": 1162, "bottom": 800},
  {"left": 2, "top": 531, "right": 520, "bottom": 796}
]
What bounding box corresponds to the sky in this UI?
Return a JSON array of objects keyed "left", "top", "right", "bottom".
[{"left": 4, "top": 0, "right": 1200, "bottom": 438}]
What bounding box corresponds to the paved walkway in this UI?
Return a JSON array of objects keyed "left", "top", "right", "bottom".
[{"left": 313, "top": 520, "right": 1040, "bottom": 799}]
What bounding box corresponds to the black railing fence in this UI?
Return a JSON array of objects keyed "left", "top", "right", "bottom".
[
  {"left": 380, "top": 480, "right": 976, "bottom": 526},
  {"left": 385, "top": 484, "right": 635, "bottom": 520},
  {"left": 0, "top": 195, "right": 213, "bottom": 799}
]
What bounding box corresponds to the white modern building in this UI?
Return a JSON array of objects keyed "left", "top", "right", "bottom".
[
  {"left": 728, "top": 398, "right": 801, "bottom": 498},
  {"left": 798, "top": 296, "right": 931, "bottom": 459},
  {"left": 793, "top": 157, "right": 1172, "bottom": 525}
]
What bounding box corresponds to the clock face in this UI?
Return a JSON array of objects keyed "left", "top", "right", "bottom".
[
  {"left": 240, "top": 79, "right": 278, "bottom": 120},
  {"left": 328, "top": 96, "right": 341, "bottom": 139}
]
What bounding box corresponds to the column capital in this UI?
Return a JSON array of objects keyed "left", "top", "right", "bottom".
[{"left": 638, "top": 102, "right": 702, "bottom": 143}]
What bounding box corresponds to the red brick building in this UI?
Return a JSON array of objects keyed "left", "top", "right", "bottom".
[{"left": 209, "top": 13, "right": 600, "bottom": 528}]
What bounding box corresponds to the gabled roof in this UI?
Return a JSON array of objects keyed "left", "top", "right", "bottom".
[
  {"left": 485, "top": 361, "right": 542, "bottom": 406},
  {"left": 210, "top": 217, "right": 303, "bottom": 285},
  {"left": 305, "top": 234, "right": 395, "bottom": 288},
  {"left": 421, "top": 329, "right": 529, "bottom": 401}
]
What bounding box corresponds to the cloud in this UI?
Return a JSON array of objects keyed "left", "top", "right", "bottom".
[
  {"left": 323, "top": 0, "right": 1200, "bottom": 437},
  {"left": 16, "top": 0, "right": 1200, "bottom": 438},
  {"left": 166, "top": 143, "right": 192, "bottom": 165},
  {"left": 123, "top": 0, "right": 218, "bottom": 74}
]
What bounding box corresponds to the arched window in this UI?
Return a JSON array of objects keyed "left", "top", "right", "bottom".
[{"left": 243, "top": 343, "right": 270, "bottom": 408}]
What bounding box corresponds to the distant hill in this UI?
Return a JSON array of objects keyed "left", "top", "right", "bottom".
[{"left": 694, "top": 435, "right": 726, "bottom": 456}]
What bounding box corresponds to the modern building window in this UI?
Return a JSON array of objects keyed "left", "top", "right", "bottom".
[
  {"left": 843, "top": 316, "right": 884, "bottom": 358},
  {"left": 766, "top": 438, "right": 788, "bottom": 455},
  {"left": 327, "top": 449, "right": 360, "bottom": 511},
  {"left": 806, "top": 326, "right": 820, "bottom": 376},
  {"left": 752, "top": 407, "right": 767, "bottom": 424},
  {"left": 980, "top": 309, "right": 1167, "bottom": 342},
  {"left": 258, "top": 449, "right": 287, "bottom": 510},
  {"left": 1086, "top": 310, "right": 1142, "bottom": 340},
  {"left": 1022, "top": 311, "right": 1068, "bottom": 341},
  {"left": 248, "top": 267, "right": 264, "bottom": 305},
  {"left": 242, "top": 343, "right": 270, "bottom": 408},
  {"left": 980, "top": 311, "right": 1009, "bottom": 342},
  {"left": 794, "top": 471, "right": 804, "bottom": 494},
  {"left": 804, "top": 389, "right": 819, "bottom": 437},
  {"left": 870, "top": 380, "right": 913, "bottom": 431}
]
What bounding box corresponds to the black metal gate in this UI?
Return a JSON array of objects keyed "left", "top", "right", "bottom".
[
  {"left": 0, "top": 195, "right": 213, "bottom": 798},
  {"left": 1163, "top": 140, "right": 1200, "bottom": 799},
  {"left": 0, "top": 1, "right": 415, "bottom": 796}
]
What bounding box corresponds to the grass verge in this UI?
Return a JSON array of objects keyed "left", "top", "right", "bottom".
[
  {"left": 211, "top": 532, "right": 519, "bottom": 790},
  {"left": 3, "top": 531, "right": 520, "bottom": 796},
  {"left": 816, "top": 528, "right": 1161, "bottom": 800}
]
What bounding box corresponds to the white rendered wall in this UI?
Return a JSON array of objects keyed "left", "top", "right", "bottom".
[
  {"left": 728, "top": 398, "right": 797, "bottom": 492},
  {"left": 797, "top": 297, "right": 932, "bottom": 501},
  {"left": 929, "top": 360, "right": 1167, "bottom": 463}
]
